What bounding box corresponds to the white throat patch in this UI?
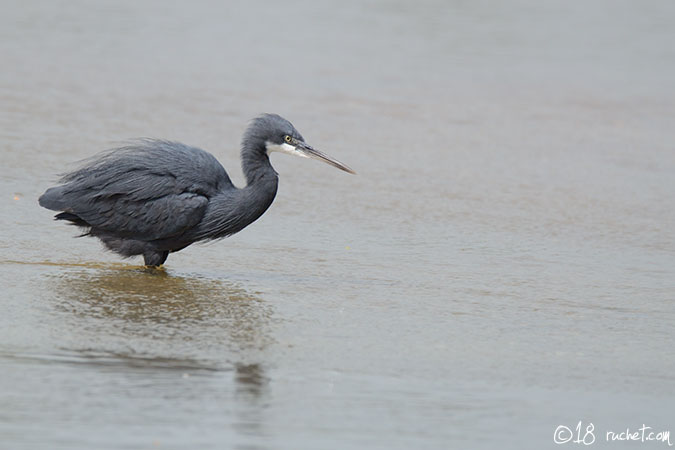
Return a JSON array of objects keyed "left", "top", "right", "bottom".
[{"left": 265, "top": 141, "right": 309, "bottom": 158}]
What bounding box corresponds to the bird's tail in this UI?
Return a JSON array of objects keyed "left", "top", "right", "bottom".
[
  {"left": 38, "top": 186, "right": 68, "bottom": 211},
  {"left": 39, "top": 186, "right": 91, "bottom": 229}
]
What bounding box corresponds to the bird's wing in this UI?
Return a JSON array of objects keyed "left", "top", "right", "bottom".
[
  {"left": 52, "top": 140, "right": 231, "bottom": 241},
  {"left": 72, "top": 185, "right": 210, "bottom": 241}
]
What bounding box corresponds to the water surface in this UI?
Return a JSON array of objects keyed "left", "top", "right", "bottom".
[{"left": 1, "top": 1, "right": 674, "bottom": 448}]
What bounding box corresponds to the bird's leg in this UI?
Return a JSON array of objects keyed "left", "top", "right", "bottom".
[{"left": 143, "top": 250, "right": 169, "bottom": 267}]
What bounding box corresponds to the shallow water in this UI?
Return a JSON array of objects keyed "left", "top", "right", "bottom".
[{"left": 1, "top": 1, "right": 675, "bottom": 448}]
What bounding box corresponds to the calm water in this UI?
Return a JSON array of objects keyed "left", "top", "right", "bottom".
[{"left": 2, "top": 1, "right": 675, "bottom": 449}]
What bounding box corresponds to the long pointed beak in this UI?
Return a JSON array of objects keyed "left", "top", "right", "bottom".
[{"left": 296, "top": 142, "right": 356, "bottom": 174}]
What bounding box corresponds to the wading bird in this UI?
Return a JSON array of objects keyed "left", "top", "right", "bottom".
[{"left": 39, "top": 114, "right": 354, "bottom": 266}]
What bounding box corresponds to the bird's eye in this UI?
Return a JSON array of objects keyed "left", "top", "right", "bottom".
[{"left": 284, "top": 135, "right": 292, "bottom": 143}]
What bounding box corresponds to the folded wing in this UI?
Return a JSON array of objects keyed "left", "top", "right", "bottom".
[{"left": 39, "top": 139, "right": 233, "bottom": 242}]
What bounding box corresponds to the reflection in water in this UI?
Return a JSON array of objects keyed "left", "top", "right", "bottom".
[
  {"left": 236, "top": 363, "right": 270, "bottom": 398},
  {"left": 234, "top": 363, "right": 270, "bottom": 440},
  {"left": 48, "top": 266, "right": 275, "bottom": 365},
  {"left": 47, "top": 266, "right": 276, "bottom": 442}
]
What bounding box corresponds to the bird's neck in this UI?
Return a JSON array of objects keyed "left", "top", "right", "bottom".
[
  {"left": 239, "top": 170, "right": 278, "bottom": 229},
  {"left": 238, "top": 145, "right": 278, "bottom": 230},
  {"left": 197, "top": 170, "right": 278, "bottom": 241},
  {"left": 201, "top": 141, "right": 279, "bottom": 239},
  {"left": 241, "top": 140, "right": 277, "bottom": 186}
]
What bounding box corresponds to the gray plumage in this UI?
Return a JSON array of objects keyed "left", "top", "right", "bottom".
[{"left": 39, "top": 113, "right": 354, "bottom": 266}]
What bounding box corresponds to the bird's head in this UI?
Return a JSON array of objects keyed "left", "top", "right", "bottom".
[{"left": 244, "top": 113, "right": 355, "bottom": 174}]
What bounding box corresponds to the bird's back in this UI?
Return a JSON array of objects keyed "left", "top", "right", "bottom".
[{"left": 56, "top": 139, "right": 233, "bottom": 196}]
